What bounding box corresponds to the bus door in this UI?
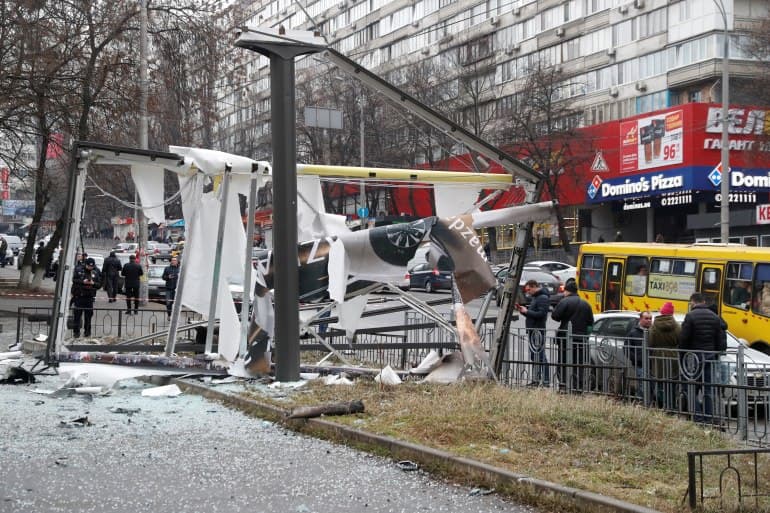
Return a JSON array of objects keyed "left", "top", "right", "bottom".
[
  {"left": 603, "top": 259, "right": 624, "bottom": 311},
  {"left": 699, "top": 263, "right": 724, "bottom": 314}
]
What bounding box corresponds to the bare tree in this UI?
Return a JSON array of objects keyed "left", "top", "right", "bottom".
[
  {"left": 1, "top": 1, "right": 223, "bottom": 289},
  {"left": 498, "top": 62, "right": 592, "bottom": 253}
]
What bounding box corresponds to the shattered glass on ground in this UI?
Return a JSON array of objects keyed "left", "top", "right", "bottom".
[{"left": 1, "top": 348, "right": 536, "bottom": 512}]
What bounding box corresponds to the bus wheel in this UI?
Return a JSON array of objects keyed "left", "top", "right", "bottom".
[{"left": 750, "top": 341, "right": 770, "bottom": 356}]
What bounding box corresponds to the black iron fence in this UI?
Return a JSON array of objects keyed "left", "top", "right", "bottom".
[
  {"left": 19, "top": 306, "right": 205, "bottom": 350},
  {"left": 687, "top": 448, "right": 770, "bottom": 510}
]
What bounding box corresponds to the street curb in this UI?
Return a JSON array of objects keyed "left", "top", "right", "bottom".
[{"left": 175, "top": 379, "right": 662, "bottom": 513}]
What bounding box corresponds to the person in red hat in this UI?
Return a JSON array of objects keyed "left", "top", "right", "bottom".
[{"left": 649, "top": 302, "right": 680, "bottom": 409}]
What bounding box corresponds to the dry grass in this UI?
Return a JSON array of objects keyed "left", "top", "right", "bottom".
[{"left": 241, "top": 378, "right": 740, "bottom": 513}]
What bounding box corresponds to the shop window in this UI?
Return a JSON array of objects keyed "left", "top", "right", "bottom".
[
  {"left": 744, "top": 236, "right": 758, "bottom": 247},
  {"left": 761, "top": 235, "right": 770, "bottom": 247},
  {"left": 754, "top": 264, "right": 770, "bottom": 317},
  {"left": 579, "top": 254, "right": 603, "bottom": 291},
  {"left": 624, "top": 256, "right": 649, "bottom": 296},
  {"left": 725, "top": 262, "right": 753, "bottom": 310}
]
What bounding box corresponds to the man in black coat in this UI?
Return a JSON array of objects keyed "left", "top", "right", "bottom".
[
  {"left": 516, "top": 279, "right": 551, "bottom": 387},
  {"left": 71, "top": 258, "right": 102, "bottom": 338},
  {"left": 101, "top": 251, "right": 123, "bottom": 303},
  {"left": 679, "top": 292, "right": 727, "bottom": 422},
  {"left": 161, "top": 257, "right": 180, "bottom": 319},
  {"left": 120, "top": 254, "right": 143, "bottom": 315},
  {"left": 551, "top": 279, "right": 594, "bottom": 390}
]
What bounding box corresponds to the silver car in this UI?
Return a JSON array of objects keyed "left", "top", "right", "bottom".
[{"left": 589, "top": 311, "right": 770, "bottom": 405}]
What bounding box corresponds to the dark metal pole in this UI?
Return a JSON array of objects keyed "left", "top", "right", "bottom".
[{"left": 272, "top": 55, "right": 300, "bottom": 382}]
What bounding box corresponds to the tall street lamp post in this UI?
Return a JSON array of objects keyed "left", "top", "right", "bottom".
[
  {"left": 714, "top": 0, "right": 730, "bottom": 243},
  {"left": 236, "top": 27, "right": 326, "bottom": 382}
]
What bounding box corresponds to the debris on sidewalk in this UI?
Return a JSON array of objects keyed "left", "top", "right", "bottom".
[
  {"left": 0, "top": 364, "right": 36, "bottom": 384},
  {"left": 108, "top": 406, "right": 141, "bottom": 416},
  {"left": 287, "top": 399, "right": 364, "bottom": 419},
  {"left": 141, "top": 384, "right": 182, "bottom": 397},
  {"left": 59, "top": 416, "right": 92, "bottom": 428},
  {"left": 396, "top": 460, "right": 419, "bottom": 471},
  {"left": 469, "top": 487, "right": 495, "bottom": 496}
]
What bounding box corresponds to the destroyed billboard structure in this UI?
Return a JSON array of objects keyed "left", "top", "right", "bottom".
[
  {"left": 47, "top": 141, "right": 554, "bottom": 384},
  {"left": 46, "top": 29, "right": 549, "bottom": 385}
]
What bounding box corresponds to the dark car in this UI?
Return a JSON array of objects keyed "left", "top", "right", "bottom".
[
  {"left": 494, "top": 267, "right": 564, "bottom": 306},
  {"left": 406, "top": 261, "right": 453, "bottom": 293}
]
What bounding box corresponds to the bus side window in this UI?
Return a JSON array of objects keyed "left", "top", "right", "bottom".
[
  {"left": 754, "top": 264, "right": 770, "bottom": 317},
  {"left": 725, "top": 262, "right": 752, "bottom": 310},
  {"left": 580, "top": 254, "right": 603, "bottom": 291},
  {"left": 624, "top": 256, "right": 649, "bottom": 296}
]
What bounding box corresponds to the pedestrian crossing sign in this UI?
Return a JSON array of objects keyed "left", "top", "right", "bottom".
[{"left": 591, "top": 151, "right": 609, "bottom": 172}]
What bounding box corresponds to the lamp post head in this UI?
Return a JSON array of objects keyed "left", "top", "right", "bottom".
[{"left": 235, "top": 26, "right": 327, "bottom": 59}]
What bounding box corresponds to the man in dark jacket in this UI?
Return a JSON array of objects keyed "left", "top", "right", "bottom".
[
  {"left": 162, "top": 256, "right": 180, "bottom": 319},
  {"left": 551, "top": 279, "right": 593, "bottom": 391},
  {"left": 121, "top": 254, "right": 143, "bottom": 315},
  {"left": 0, "top": 237, "right": 7, "bottom": 267},
  {"left": 101, "top": 251, "right": 123, "bottom": 303},
  {"left": 71, "top": 258, "right": 102, "bottom": 338},
  {"left": 679, "top": 292, "right": 727, "bottom": 422},
  {"left": 516, "top": 279, "right": 551, "bottom": 387}
]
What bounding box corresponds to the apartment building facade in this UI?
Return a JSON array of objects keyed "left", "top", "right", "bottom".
[{"left": 215, "top": 0, "right": 769, "bottom": 243}]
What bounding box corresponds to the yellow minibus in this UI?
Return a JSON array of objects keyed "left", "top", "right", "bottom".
[{"left": 577, "top": 242, "right": 770, "bottom": 354}]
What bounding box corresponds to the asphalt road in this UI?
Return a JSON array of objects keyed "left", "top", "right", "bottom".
[{"left": 0, "top": 342, "right": 536, "bottom": 513}]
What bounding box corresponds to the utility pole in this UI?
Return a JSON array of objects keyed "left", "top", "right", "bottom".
[
  {"left": 138, "top": 0, "right": 150, "bottom": 303},
  {"left": 359, "top": 91, "right": 365, "bottom": 221}
]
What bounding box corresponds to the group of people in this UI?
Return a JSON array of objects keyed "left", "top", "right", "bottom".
[
  {"left": 516, "top": 277, "right": 594, "bottom": 390},
  {"left": 625, "top": 294, "right": 727, "bottom": 421},
  {"left": 70, "top": 251, "right": 180, "bottom": 338},
  {"left": 514, "top": 273, "right": 728, "bottom": 423}
]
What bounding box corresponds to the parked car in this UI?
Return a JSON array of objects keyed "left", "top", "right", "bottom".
[
  {"left": 113, "top": 242, "right": 138, "bottom": 254},
  {"left": 589, "top": 311, "right": 770, "bottom": 405},
  {"left": 494, "top": 267, "right": 564, "bottom": 306},
  {"left": 148, "top": 242, "right": 173, "bottom": 263},
  {"left": 525, "top": 260, "right": 576, "bottom": 283},
  {"left": 0, "top": 234, "right": 23, "bottom": 256},
  {"left": 405, "top": 261, "right": 453, "bottom": 293},
  {"left": 146, "top": 264, "right": 167, "bottom": 299}
]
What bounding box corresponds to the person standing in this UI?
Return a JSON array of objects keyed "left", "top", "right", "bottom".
[
  {"left": 162, "top": 257, "right": 180, "bottom": 320},
  {"left": 516, "top": 279, "right": 551, "bottom": 387},
  {"left": 649, "top": 302, "right": 680, "bottom": 409},
  {"left": 0, "top": 236, "right": 7, "bottom": 267},
  {"left": 35, "top": 241, "right": 45, "bottom": 265},
  {"left": 551, "top": 279, "right": 593, "bottom": 391},
  {"left": 101, "top": 251, "right": 123, "bottom": 303},
  {"left": 71, "top": 258, "right": 102, "bottom": 338},
  {"left": 679, "top": 293, "right": 727, "bottom": 423},
  {"left": 625, "top": 310, "right": 652, "bottom": 397},
  {"left": 121, "top": 254, "right": 143, "bottom": 315}
]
